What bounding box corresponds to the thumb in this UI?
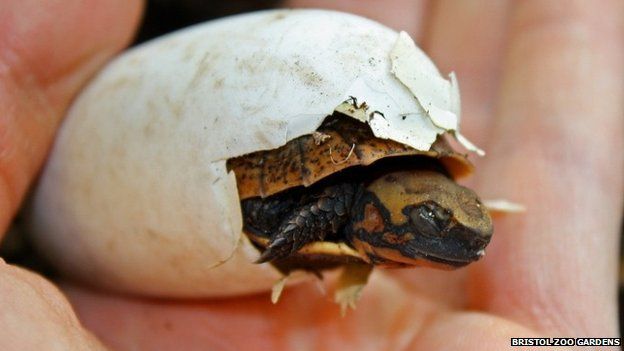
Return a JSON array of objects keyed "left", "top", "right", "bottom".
[
  {"left": 0, "top": 259, "right": 106, "bottom": 350},
  {"left": 0, "top": 0, "right": 143, "bottom": 235}
]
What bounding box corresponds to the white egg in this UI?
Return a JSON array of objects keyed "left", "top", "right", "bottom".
[{"left": 27, "top": 9, "right": 472, "bottom": 297}]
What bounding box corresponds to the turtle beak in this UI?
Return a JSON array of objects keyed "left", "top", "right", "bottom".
[
  {"left": 393, "top": 198, "right": 492, "bottom": 267},
  {"left": 349, "top": 222, "right": 492, "bottom": 269},
  {"left": 409, "top": 220, "right": 493, "bottom": 267}
]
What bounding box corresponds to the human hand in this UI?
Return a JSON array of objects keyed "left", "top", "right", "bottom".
[
  {"left": 0, "top": 1, "right": 142, "bottom": 349},
  {"left": 2, "top": 1, "right": 622, "bottom": 350}
]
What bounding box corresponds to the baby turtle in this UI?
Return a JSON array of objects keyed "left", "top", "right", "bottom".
[{"left": 227, "top": 114, "right": 493, "bottom": 273}]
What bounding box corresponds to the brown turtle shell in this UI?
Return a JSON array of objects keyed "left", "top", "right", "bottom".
[{"left": 227, "top": 114, "right": 473, "bottom": 201}]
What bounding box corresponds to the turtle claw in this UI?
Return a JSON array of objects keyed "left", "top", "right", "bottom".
[
  {"left": 334, "top": 264, "right": 373, "bottom": 316},
  {"left": 255, "top": 183, "right": 357, "bottom": 264},
  {"left": 254, "top": 250, "right": 273, "bottom": 264},
  {"left": 255, "top": 238, "right": 289, "bottom": 263}
]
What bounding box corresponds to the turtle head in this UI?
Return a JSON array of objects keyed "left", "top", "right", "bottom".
[{"left": 349, "top": 170, "right": 493, "bottom": 268}]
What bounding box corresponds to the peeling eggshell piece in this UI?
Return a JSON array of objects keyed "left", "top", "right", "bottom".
[{"left": 27, "top": 9, "right": 471, "bottom": 298}]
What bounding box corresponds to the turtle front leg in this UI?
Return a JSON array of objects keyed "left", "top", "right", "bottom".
[{"left": 256, "top": 183, "right": 361, "bottom": 263}]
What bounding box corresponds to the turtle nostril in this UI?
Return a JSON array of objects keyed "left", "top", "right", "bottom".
[{"left": 448, "top": 225, "right": 489, "bottom": 251}]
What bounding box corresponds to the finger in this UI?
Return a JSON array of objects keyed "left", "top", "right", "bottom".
[
  {"left": 474, "top": 0, "right": 624, "bottom": 336},
  {"left": 65, "top": 272, "right": 572, "bottom": 350},
  {"left": 405, "top": 312, "right": 573, "bottom": 351},
  {"left": 0, "top": 0, "right": 143, "bottom": 235},
  {"left": 63, "top": 272, "right": 560, "bottom": 351},
  {"left": 0, "top": 260, "right": 106, "bottom": 350},
  {"left": 284, "top": 0, "right": 429, "bottom": 41},
  {"left": 64, "top": 273, "right": 435, "bottom": 350},
  {"left": 421, "top": 0, "right": 512, "bottom": 149},
  {"left": 389, "top": 0, "right": 512, "bottom": 307}
]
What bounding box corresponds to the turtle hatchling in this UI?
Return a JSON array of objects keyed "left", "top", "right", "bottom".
[
  {"left": 227, "top": 112, "right": 493, "bottom": 274},
  {"left": 27, "top": 10, "right": 497, "bottom": 303}
]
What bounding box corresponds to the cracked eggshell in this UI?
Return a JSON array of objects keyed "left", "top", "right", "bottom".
[{"left": 27, "top": 9, "right": 464, "bottom": 298}]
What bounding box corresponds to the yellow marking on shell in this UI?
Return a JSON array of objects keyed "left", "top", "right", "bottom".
[
  {"left": 297, "top": 241, "right": 362, "bottom": 259},
  {"left": 247, "top": 231, "right": 364, "bottom": 260}
]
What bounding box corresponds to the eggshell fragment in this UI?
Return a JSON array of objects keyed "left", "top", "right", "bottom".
[
  {"left": 27, "top": 9, "right": 475, "bottom": 297},
  {"left": 483, "top": 199, "right": 527, "bottom": 213}
]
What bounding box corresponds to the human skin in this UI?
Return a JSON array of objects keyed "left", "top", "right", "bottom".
[{"left": 0, "top": 0, "right": 622, "bottom": 350}]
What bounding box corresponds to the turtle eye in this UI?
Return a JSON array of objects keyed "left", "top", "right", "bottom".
[{"left": 407, "top": 202, "right": 451, "bottom": 237}]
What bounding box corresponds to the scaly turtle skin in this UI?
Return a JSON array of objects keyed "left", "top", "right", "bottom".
[{"left": 227, "top": 114, "right": 493, "bottom": 271}]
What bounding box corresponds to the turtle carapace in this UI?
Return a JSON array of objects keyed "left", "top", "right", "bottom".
[{"left": 227, "top": 114, "right": 493, "bottom": 271}]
